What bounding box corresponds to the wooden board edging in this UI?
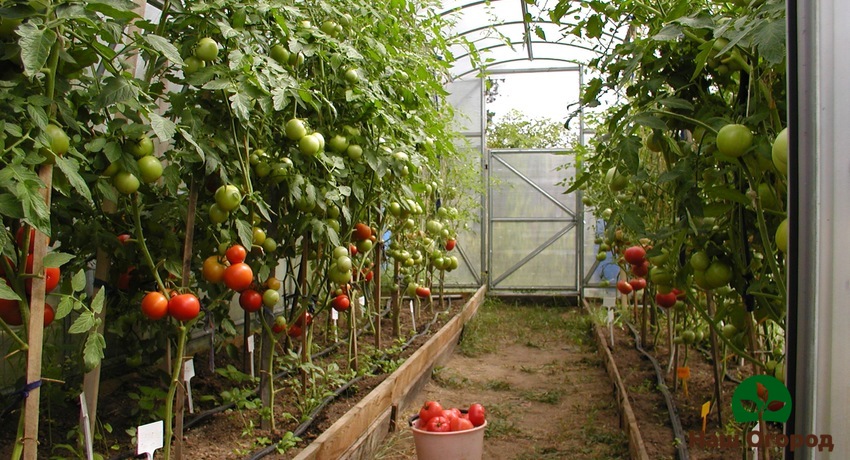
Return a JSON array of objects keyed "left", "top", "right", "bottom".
[
  {"left": 293, "top": 285, "right": 488, "bottom": 460},
  {"left": 584, "top": 299, "right": 650, "bottom": 460}
]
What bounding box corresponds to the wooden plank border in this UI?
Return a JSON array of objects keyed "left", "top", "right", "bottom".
[
  {"left": 294, "top": 285, "right": 488, "bottom": 460},
  {"left": 584, "top": 299, "right": 650, "bottom": 460}
]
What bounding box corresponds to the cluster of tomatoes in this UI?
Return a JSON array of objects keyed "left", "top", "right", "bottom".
[
  {"left": 615, "top": 245, "right": 649, "bottom": 296},
  {"left": 415, "top": 400, "right": 486, "bottom": 433},
  {"left": 0, "top": 227, "right": 59, "bottom": 327}
]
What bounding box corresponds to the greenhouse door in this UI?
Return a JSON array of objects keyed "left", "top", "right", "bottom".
[{"left": 487, "top": 149, "right": 580, "bottom": 293}]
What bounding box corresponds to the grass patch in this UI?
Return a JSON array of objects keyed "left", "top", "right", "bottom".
[
  {"left": 430, "top": 367, "right": 470, "bottom": 389},
  {"left": 521, "top": 389, "right": 563, "bottom": 404},
  {"left": 458, "top": 298, "right": 594, "bottom": 358},
  {"left": 483, "top": 379, "right": 513, "bottom": 391}
]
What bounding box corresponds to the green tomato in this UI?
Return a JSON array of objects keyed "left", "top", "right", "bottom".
[
  {"left": 704, "top": 261, "right": 733, "bottom": 289},
  {"left": 285, "top": 118, "right": 307, "bottom": 141},
  {"left": 772, "top": 128, "right": 788, "bottom": 176},
  {"left": 270, "top": 44, "right": 290, "bottom": 65},
  {"left": 299, "top": 134, "right": 321, "bottom": 156},
  {"left": 328, "top": 135, "right": 349, "bottom": 153},
  {"left": 690, "top": 251, "right": 711, "bottom": 271},
  {"left": 321, "top": 20, "right": 339, "bottom": 36},
  {"left": 606, "top": 167, "right": 628, "bottom": 192},
  {"left": 209, "top": 203, "right": 229, "bottom": 224},
  {"left": 716, "top": 124, "right": 753, "bottom": 158},
  {"left": 327, "top": 205, "right": 341, "bottom": 219},
  {"left": 775, "top": 218, "right": 789, "bottom": 253},
  {"left": 346, "top": 144, "right": 363, "bottom": 160},
  {"left": 183, "top": 56, "right": 205, "bottom": 75},
  {"left": 252, "top": 227, "right": 266, "bottom": 246},
  {"left": 44, "top": 124, "right": 70, "bottom": 156},
  {"left": 127, "top": 135, "right": 154, "bottom": 158},
  {"left": 357, "top": 238, "right": 373, "bottom": 254},
  {"left": 262, "top": 237, "right": 278, "bottom": 253},
  {"left": 344, "top": 68, "right": 360, "bottom": 84},
  {"left": 214, "top": 184, "right": 242, "bottom": 212},
  {"left": 255, "top": 161, "right": 271, "bottom": 178},
  {"left": 262, "top": 289, "right": 280, "bottom": 307},
  {"left": 337, "top": 256, "right": 353, "bottom": 272},
  {"left": 113, "top": 171, "right": 140, "bottom": 195},
  {"left": 194, "top": 37, "right": 220, "bottom": 62},
  {"left": 137, "top": 155, "right": 163, "bottom": 183}
]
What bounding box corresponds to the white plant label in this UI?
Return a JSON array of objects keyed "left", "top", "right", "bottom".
[
  {"left": 248, "top": 334, "right": 255, "bottom": 378},
  {"left": 358, "top": 296, "right": 365, "bottom": 309},
  {"left": 184, "top": 358, "right": 195, "bottom": 414},
  {"left": 136, "top": 420, "right": 164, "bottom": 460},
  {"left": 331, "top": 308, "right": 338, "bottom": 321},
  {"left": 409, "top": 300, "right": 416, "bottom": 330},
  {"left": 608, "top": 307, "right": 615, "bottom": 348},
  {"left": 79, "top": 394, "right": 94, "bottom": 460}
]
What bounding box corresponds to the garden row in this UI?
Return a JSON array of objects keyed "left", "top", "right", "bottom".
[
  {"left": 563, "top": 0, "right": 788, "bottom": 453},
  {"left": 0, "top": 0, "right": 478, "bottom": 458}
]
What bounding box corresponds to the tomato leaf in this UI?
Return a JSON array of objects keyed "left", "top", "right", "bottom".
[
  {"left": 17, "top": 21, "right": 57, "bottom": 78},
  {"left": 16, "top": 183, "right": 51, "bottom": 237},
  {"left": 229, "top": 92, "right": 252, "bottom": 122},
  {"left": 143, "top": 33, "right": 184, "bottom": 66},
  {"left": 55, "top": 296, "right": 74, "bottom": 320},
  {"left": 0, "top": 193, "right": 25, "bottom": 219},
  {"left": 54, "top": 155, "right": 94, "bottom": 204},
  {"left": 0, "top": 280, "right": 21, "bottom": 301},
  {"left": 652, "top": 24, "right": 682, "bottom": 41},
  {"left": 69, "top": 310, "right": 95, "bottom": 334},
  {"left": 85, "top": 0, "right": 140, "bottom": 21},
  {"left": 236, "top": 219, "right": 254, "bottom": 250},
  {"left": 72, "top": 269, "right": 87, "bottom": 293},
  {"left": 83, "top": 331, "right": 106, "bottom": 372},
  {"left": 42, "top": 252, "right": 74, "bottom": 269},
  {"left": 27, "top": 105, "right": 49, "bottom": 130},
  {"left": 632, "top": 113, "right": 669, "bottom": 131},
  {"left": 96, "top": 76, "right": 141, "bottom": 109},
  {"left": 751, "top": 18, "right": 786, "bottom": 65},
  {"left": 178, "top": 128, "right": 206, "bottom": 162},
  {"left": 91, "top": 287, "right": 105, "bottom": 315},
  {"left": 148, "top": 112, "right": 176, "bottom": 142}
]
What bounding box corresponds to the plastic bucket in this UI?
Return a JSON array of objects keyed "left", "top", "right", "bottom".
[{"left": 410, "top": 416, "right": 487, "bottom": 460}]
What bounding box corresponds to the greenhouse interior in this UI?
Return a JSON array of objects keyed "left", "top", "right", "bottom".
[{"left": 0, "top": 0, "right": 845, "bottom": 458}]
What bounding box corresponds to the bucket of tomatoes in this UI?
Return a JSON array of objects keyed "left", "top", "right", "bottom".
[{"left": 409, "top": 401, "right": 487, "bottom": 460}]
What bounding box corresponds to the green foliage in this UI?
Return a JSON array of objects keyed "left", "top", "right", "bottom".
[{"left": 487, "top": 109, "right": 573, "bottom": 149}]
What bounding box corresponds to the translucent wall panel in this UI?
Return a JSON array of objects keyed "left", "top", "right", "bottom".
[
  {"left": 490, "top": 152, "right": 575, "bottom": 219},
  {"left": 446, "top": 79, "right": 483, "bottom": 135},
  {"left": 490, "top": 222, "right": 577, "bottom": 290}
]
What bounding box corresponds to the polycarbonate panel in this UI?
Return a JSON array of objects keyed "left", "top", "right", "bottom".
[
  {"left": 490, "top": 153, "right": 575, "bottom": 219},
  {"left": 490, "top": 222, "right": 577, "bottom": 289},
  {"left": 486, "top": 70, "right": 581, "bottom": 130},
  {"left": 445, "top": 136, "right": 484, "bottom": 287},
  {"left": 446, "top": 79, "right": 483, "bottom": 134}
]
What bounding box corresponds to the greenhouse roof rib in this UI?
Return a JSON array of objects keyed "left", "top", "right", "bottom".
[{"left": 438, "top": 0, "right": 625, "bottom": 79}]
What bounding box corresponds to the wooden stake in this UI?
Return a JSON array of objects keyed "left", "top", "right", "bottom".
[
  {"left": 23, "top": 164, "right": 53, "bottom": 460},
  {"left": 373, "top": 239, "right": 382, "bottom": 350}
]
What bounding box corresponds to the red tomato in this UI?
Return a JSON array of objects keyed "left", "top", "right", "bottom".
[
  {"left": 118, "top": 266, "right": 136, "bottom": 291},
  {"left": 623, "top": 245, "right": 646, "bottom": 265},
  {"left": 225, "top": 244, "right": 248, "bottom": 264},
  {"left": 415, "top": 286, "right": 431, "bottom": 298},
  {"left": 24, "top": 255, "right": 60, "bottom": 294},
  {"left": 441, "top": 408, "right": 461, "bottom": 423},
  {"left": 43, "top": 304, "right": 55, "bottom": 327},
  {"left": 418, "top": 400, "right": 443, "bottom": 425},
  {"left": 117, "top": 233, "right": 132, "bottom": 245},
  {"left": 141, "top": 291, "right": 169, "bottom": 320},
  {"left": 630, "top": 260, "right": 650, "bottom": 277},
  {"left": 362, "top": 269, "right": 373, "bottom": 282},
  {"left": 272, "top": 316, "right": 287, "bottom": 333},
  {"left": 467, "top": 403, "right": 486, "bottom": 427},
  {"left": 349, "top": 243, "right": 358, "bottom": 256},
  {"left": 629, "top": 278, "right": 647, "bottom": 291},
  {"left": 616, "top": 280, "right": 633, "bottom": 295},
  {"left": 16, "top": 227, "right": 49, "bottom": 253},
  {"left": 450, "top": 416, "right": 475, "bottom": 432},
  {"left": 168, "top": 293, "right": 200, "bottom": 321},
  {"left": 223, "top": 263, "right": 253, "bottom": 291},
  {"left": 425, "top": 416, "right": 451, "bottom": 433},
  {"left": 332, "top": 294, "right": 350, "bottom": 312},
  {"left": 287, "top": 324, "right": 303, "bottom": 338},
  {"left": 445, "top": 238, "right": 456, "bottom": 251},
  {"left": 202, "top": 255, "right": 227, "bottom": 283},
  {"left": 0, "top": 297, "right": 22, "bottom": 326},
  {"left": 655, "top": 292, "right": 678, "bottom": 309},
  {"left": 239, "top": 289, "right": 263, "bottom": 312},
  {"left": 294, "top": 311, "right": 313, "bottom": 327},
  {"left": 354, "top": 222, "right": 372, "bottom": 241}
]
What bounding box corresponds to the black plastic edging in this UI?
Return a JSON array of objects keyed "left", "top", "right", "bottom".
[{"left": 625, "top": 321, "right": 690, "bottom": 460}]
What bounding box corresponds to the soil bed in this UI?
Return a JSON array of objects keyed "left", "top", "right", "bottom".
[{"left": 376, "top": 297, "right": 629, "bottom": 460}]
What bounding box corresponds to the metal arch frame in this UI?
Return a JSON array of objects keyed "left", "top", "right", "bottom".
[
  {"left": 445, "top": 19, "right": 626, "bottom": 45},
  {"left": 453, "top": 57, "right": 581, "bottom": 80},
  {"left": 450, "top": 40, "right": 603, "bottom": 68}
]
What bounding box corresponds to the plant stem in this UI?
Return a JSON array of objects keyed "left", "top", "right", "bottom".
[
  {"left": 162, "top": 324, "right": 189, "bottom": 460},
  {"left": 132, "top": 194, "right": 170, "bottom": 295}
]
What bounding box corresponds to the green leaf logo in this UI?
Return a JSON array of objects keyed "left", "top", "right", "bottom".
[{"left": 732, "top": 375, "right": 792, "bottom": 423}]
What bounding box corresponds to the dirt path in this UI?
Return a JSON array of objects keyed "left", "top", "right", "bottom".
[{"left": 375, "top": 299, "right": 629, "bottom": 460}]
